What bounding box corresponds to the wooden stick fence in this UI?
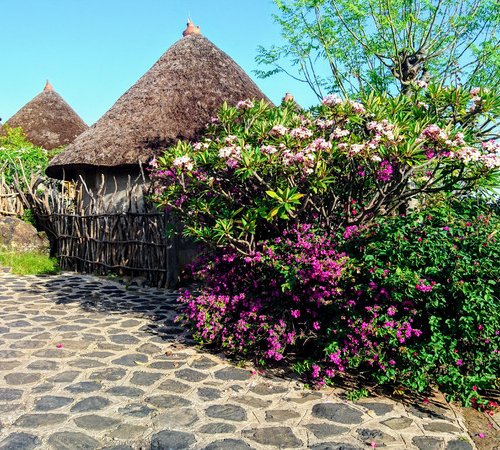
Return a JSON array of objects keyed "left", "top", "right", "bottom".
[
  {"left": 0, "top": 172, "right": 24, "bottom": 216},
  {"left": 19, "top": 171, "right": 180, "bottom": 287}
]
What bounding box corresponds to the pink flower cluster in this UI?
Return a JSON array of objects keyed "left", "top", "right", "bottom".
[
  {"left": 367, "top": 120, "right": 395, "bottom": 141},
  {"left": 290, "top": 126, "right": 314, "bottom": 140},
  {"left": 322, "top": 94, "right": 343, "bottom": 107},
  {"left": 260, "top": 144, "right": 278, "bottom": 155},
  {"left": 237, "top": 99, "right": 255, "bottom": 109},
  {"left": 377, "top": 160, "right": 393, "bottom": 182},
  {"left": 269, "top": 124, "right": 289, "bottom": 137},
  {"left": 315, "top": 118, "right": 336, "bottom": 130},
  {"left": 172, "top": 155, "right": 193, "bottom": 171},
  {"left": 415, "top": 279, "right": 434, "bottom": 292},
  {"left": 180, "top": 225, "right": 349, "bottom": 365},
  {"left": 420, "top": 124, "right": 448, "bottom": 142}
]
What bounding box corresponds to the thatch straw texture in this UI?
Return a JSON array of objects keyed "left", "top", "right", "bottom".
[
  {"left": 6, "top": 83, "right": 88, "bottom": 150},
  {"left": 47, "top": 34, "right": 270, "bottom": 179}
]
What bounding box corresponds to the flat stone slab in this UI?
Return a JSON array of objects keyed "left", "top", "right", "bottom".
[
  {"left": 48, "top": 371, "right": 80, "bottom": 383},
  {"left": 412, "top": 436, "right": 444, "bottom": 450},
  {"left": 0, "top": 432, "right": 41, "bottom": 450},
  {"left": 14, "top": 413, "right": 68, "bottom": 428},
  {"left": 118, "top": 403, "right": 156, "bottom": 418},
  {"left": 423, "top": 422, "right": 462, "bottom": 433},
  {"left": 214, "top": 367, "right": 251, "bottom": 381},
  {"left": 106, "top": 386, "right": 144, "bottom": 397},
  {"left": 129, "top": 371, "right": 162, "bottom": 386},
  {"left": 250, "top": 383, "right": 288, "bottom": 396},
  {"left": 356, "top": 428, "right": 396, "bottom": 446},
  {"left": 206, "top": 404, "right": 247, "bottom": 422},
  {"left": 175, "top": 368, "right": 208, "bottom": 382},
  {"left": 358, "top": 401, "right": 394, "bottom": 416},
  {"left": 0, "top": 388, "right": 22, "bottom": 401},
  {"left": 70, "top": 396, "right": 110, "bottom": 413},
  {"left": 198, "top": 422, "right": 237, "bottom": 434},
  {"left": 150, "top": 430, "right": 196, "bottom": 450},
  {"left": 312, "top": 403, "right": 364, "bottom": 424},
  {"left": 154, "top": 408, "right": 199, "bottom": 428},
  {"left": 158, "top": 379, "right": 191, "bottom": 393},
  {"left": 4, "top": 373, "right": 40, "bottom": 385},
  {"left": 197, "top": 387, "right": 222, "bottom": 400},
  {"left": 382, "top": 416, "right": 414, "bottom": 430},
  {"left": 309, "top": 444, "right": 362, "bottom": 450},
  {"left": 47, "top": 431, "right": 99, "bottom": 450},
  {"left": 89, "top": 368, "right": 127, "bottom": 381},
  {"left": 68, "top": 358, "right": 105, "bottom": 369},
  {"left": 107, "top": 424, "right": 148, "bottom": 440},
  {"left": 446, "top": 440, "right": 473, "bottom": 450},
  {"left": 202, "top": 439, "right": 254, "bottom": 450},
  {"left": 233, "top": 395, "right": 271, "bottom": 409},
  {"left": 73, "top": 414, "right": 120, "bottom": 431},
  {"left": 34, "top": 396, "right": 73, "bottom": 411},
  {"left": 305, "top": 423, "right": 349, "bottom": 438},
  {"left": 145, "top": 394, "right": 191, "bottom": 409},
  {"left": 265, "top": 409, "right": 301, "bottom": 422},
  {"left": 26, "top": 360, "right": 59, "bottom": 370},
  {"left": 242, "top": 426, "right": 303, "bottom": 448},
  {"left": 190, "top": 356, "right": 218, "bottom": 370},
  {"left": 65, "top": 381, "right": 102, "bottom": 393}
]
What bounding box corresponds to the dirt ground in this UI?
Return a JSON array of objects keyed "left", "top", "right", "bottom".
[{"left": 462, "top": 407, "right": 500, "bottom": 450}]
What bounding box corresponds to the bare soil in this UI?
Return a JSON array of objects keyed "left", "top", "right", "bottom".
[{"left": 462, "top": 407, "right": 500, "bottom": 450}]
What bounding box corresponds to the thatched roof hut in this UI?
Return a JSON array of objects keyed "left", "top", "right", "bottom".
[
  {"left": 6, "top": 81, "right": 88, "bottom": 150},
  {"left": 46, "top": 22, "right": 270, "bottom": 180}
]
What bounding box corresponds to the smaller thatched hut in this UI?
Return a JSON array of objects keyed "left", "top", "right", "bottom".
[{"left": 6, "top": 81, "right": 88, "bottom": 150}]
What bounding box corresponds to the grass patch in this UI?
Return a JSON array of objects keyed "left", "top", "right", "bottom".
[{"left": 0, "top": 251, "right": 60, "bottom": 275}]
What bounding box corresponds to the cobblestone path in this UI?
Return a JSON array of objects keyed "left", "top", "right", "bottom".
[{"left": 0, "top": 271, "right": 476, "bottom": 449}]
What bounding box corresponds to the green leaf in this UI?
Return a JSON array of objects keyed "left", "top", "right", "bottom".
[{"left": 266, "top": 190, "right": 281, "bottom": 200}]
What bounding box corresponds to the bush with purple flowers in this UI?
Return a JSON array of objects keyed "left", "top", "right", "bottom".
[
  {"left": 180, "top": 199, "right": 499, "bottom": 405},
  {"left": 181, "top": 225, "right": 350, "bottom": 363}
]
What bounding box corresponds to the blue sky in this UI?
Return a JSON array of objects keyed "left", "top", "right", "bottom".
[{"left": 0, "top": 0, "right": 320, "bottom": 126}]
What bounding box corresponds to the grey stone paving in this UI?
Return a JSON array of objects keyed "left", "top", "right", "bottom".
[{"left": 0, "top": 271, "right": 476, "bottom": 449}]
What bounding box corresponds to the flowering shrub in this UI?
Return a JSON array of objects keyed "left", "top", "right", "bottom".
[
  {"left": 181, "top": 225, "right": 349, "bottom": 362},
  {"left": 151, "top": 85, "right": 499, "bottom": 254},
  {"left": 180, "top": 198, "right": 499, "bottom": 405},
  {"left": 153, "top": 86, "right": 499, "bottom": 405},
  {"left": 302, "top": 197, "right": 500, "bottom": 405}
]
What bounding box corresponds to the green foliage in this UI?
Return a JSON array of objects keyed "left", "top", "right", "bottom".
[
  {"left": 0, "top": 251, "right": 59, "bottom": 276},
  {"left": 151, "top": 87, "right": 499, "bottom": 254},
  {"left": 0, "top": 126, "right": 48, "bottom": 186},
  {"left": 329, "top": 197, "right": 500, "bottom": 405},
  {"left": 345, "top": 388, "right": 370, "bottom": 402},
  {"left": 257, "top": 0, "right": 499, "bottom": 97},
  {"left": 46, "top": 145, "right": 66, "bottom": 160},
  {"left": 21, "top": 209, "right": 37, "bottom": 226}
]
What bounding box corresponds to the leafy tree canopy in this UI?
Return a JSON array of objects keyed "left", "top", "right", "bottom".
[{"left": 256, "top": 0, "right": 499, "bottom": 98}]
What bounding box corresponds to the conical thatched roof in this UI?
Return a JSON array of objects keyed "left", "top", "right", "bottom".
[
  {"left": 46, "top": 28, "right": 270, "bottom": 179},
  {"left": 6, "top": 81, "right": 88, "bottom": 150}
]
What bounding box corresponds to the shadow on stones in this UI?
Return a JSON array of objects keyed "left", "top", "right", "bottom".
[{"left": 13, "top": 273, "right": 194, "bottom": 347}]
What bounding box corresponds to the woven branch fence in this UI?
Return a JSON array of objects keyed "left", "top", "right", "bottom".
[
  {"left": 0, "top": 173, "right": 24, "bottom": 216},
  {"left": 19, "top": 173, "right": 182, "bottom": 287}
]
